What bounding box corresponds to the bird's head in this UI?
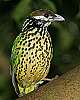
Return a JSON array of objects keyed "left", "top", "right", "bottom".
[
  {"left": 22, "top": 9, "right": 65, "bottom": 32},
  {"left": 31, "top": 9, "right": 65, "bottom": 26}
]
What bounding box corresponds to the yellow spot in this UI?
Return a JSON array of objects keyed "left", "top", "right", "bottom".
[
  {"left": 25, "top": 84, "right": 35, "bottom": 94},
  {"left": 18, "top": 84, "right": 24, "bottom": 96}
]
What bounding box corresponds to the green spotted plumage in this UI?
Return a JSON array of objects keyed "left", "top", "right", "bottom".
[
  {"left": 11, "top": 9, "right": 65, "bottom": 97},
  {"left": 11, "top": 35, "right": 21, "bottom": 70}
]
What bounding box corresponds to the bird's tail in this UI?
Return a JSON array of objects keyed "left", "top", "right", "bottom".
[
  {"left": 18, "top": 80, "right": 44, "bottom": 97},
  {"left": 18, "top": 84, "right": 35, "bottom": 97}
]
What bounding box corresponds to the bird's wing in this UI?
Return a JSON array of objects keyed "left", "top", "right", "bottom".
[
  {"left": 11, "top": 35, "right": 21, "bottom": 72},
  {"left": 12, "top": 71, "right": 19, "bottom": 95},
  {"left": 11, "top": 34, "right": 22, "bottom": 95}
]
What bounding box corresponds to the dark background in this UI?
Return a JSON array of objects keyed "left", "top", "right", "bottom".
[{"left": 0, "top": 0, "right": 80, "bottom": 99}]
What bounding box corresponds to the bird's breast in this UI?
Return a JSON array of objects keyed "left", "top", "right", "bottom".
[{"left": 15, "top": 29, "right": 53, "bottom": 86}]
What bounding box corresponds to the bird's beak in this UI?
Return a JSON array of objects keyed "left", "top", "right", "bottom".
[
  {"left": 49, "top": 14, "right": 65, "bottom": 22},
  {"left": 54, "top": 14, "right": 65, "bottom": 21}
]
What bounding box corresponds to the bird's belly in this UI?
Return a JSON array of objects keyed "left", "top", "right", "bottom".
[{"left": 16, "top": 32, "right": 53, "bottom": 86}]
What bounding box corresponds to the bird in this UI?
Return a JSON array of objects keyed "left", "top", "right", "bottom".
[{"left": 11, "top": 9, "right": 65, "bottom": 97}]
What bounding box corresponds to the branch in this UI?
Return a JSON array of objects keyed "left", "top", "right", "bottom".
[{"left": 17, "top": 65, "right": 80, "bottom": 100}]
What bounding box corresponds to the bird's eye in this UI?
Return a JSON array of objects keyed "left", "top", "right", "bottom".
[{"left": 44, "top": 13, "right": 49, "bottom": 18}]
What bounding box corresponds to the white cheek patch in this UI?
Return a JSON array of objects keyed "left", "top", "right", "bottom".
[{"left": 34, "top": 16, "right": 48, "bottom": 21}]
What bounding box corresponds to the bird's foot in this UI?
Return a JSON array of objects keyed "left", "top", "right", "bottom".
[
  {"left": 35, "top": 75, "right": 59, "bottom": 89},
  {"left": 43, "top": 75, "right": 59, "bottom": 81},
  {"left": 36, "top": 80, "right": 44, "bottom": 86}
]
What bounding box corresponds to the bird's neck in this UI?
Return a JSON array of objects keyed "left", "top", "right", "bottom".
[{"left": 22, "top": 16, "right": 48, "bottom": 34}]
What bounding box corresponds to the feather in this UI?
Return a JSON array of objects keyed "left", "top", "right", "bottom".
[{"left": 12, "top": 71, "right": 19, "bottom": 96}]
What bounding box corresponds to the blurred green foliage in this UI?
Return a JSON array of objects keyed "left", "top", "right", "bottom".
[{"left": 0, "top": 0, "right": 80, "bottom": 99}]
